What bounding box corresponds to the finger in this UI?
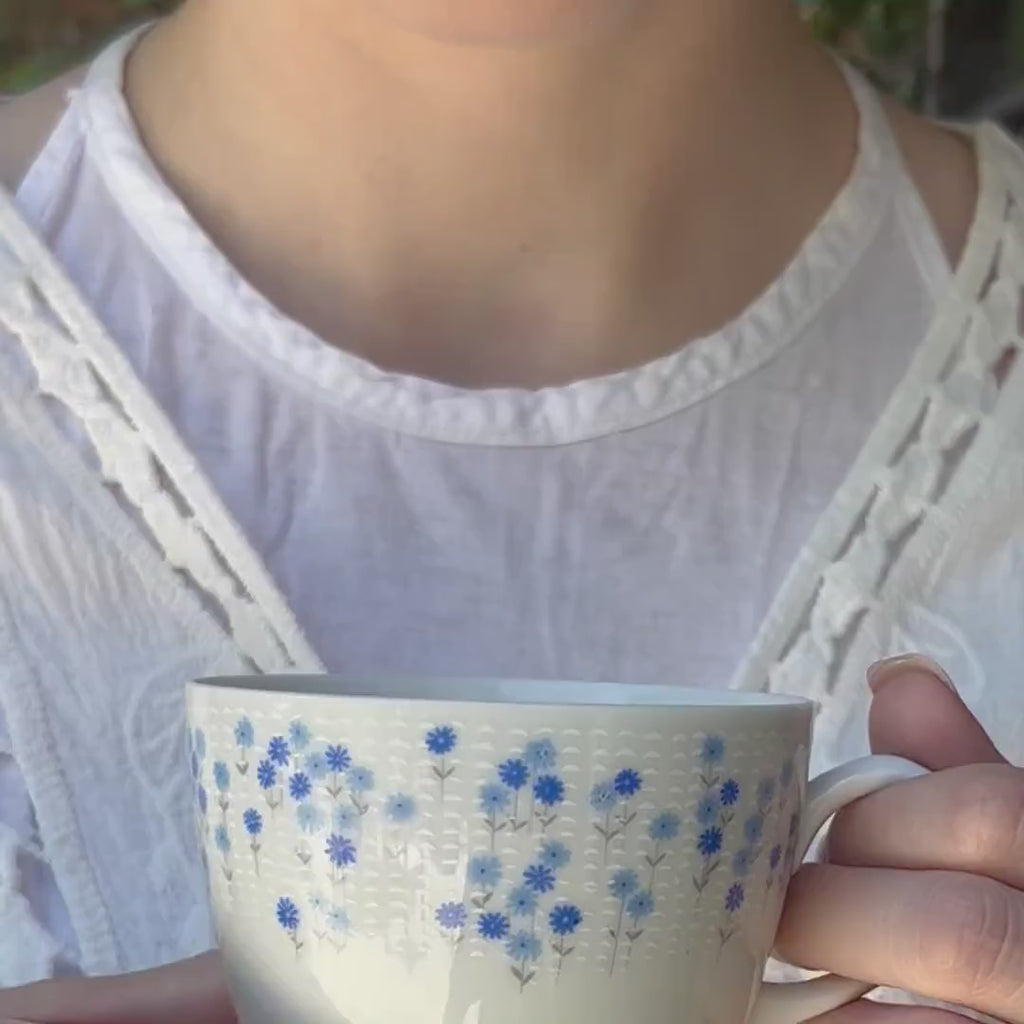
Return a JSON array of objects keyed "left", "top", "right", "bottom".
[
  {"left": 809, "top": 999, "right": 975, "bottom": 1023},
  {"left": 826, "top": 762, "right": 1024, "bottom": 889},
  {"left": 777, "top": 864, "right": 1024, "bottom": 1024},
  {"left": 867, "top": 658, "right": 1006, "bottom": 769},
  {"left": 0, "top": 953, "right": 235, "bottom": 1024}
]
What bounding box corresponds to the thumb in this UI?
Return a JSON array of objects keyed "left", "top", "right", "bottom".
[{"left": 867, "top": 654, "right": 1006, "bottom": 769}]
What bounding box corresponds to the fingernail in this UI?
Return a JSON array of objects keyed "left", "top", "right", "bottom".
[{"left": 867, "top": 654, "right": 958, "bottom": 695}]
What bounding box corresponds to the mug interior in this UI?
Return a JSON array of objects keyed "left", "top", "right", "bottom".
[{"left": 192, "top": 673, "right": 810, "bottom": 711}]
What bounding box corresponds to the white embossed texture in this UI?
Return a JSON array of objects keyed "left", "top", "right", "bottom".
[{"left": 187, "top": 682, "right": 812, "bottom": 1024}]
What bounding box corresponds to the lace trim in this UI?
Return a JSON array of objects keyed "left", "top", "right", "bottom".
[
  {"left": 0, "top": 190, "right": 324, "bottom": 677},
  {"left": 71, "top": 31, "right": 905, "bottom": 447},
  {"left": 0, "top": 107, "right": 1020, "bottom": 733},
  {"left": 735, "top": 123, "right": 1024, "bottom": 710}
]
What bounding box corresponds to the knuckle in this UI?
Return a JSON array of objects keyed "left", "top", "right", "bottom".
[
  {"left": 946, "top": 765, "right": 1024, "bottom": 868},
  {"left": 910, "top": 874, "right": 1023, "bottom": 1004}
]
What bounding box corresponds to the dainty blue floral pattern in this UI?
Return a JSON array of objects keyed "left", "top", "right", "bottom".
[
  {"left": 538, "top": 839, "right": 571, "bottom": 871},
  {"left": 243, "top": 807, "right": 263, "bottom": 874},
  {"left": 506, "top": 931, "right": 542, "bottom": 991},
  {"left": 425, "top": 725, "right": 458, "bottom": 800},
  {"left": 435, "top": 901, "right": 468, "bottom": 933},
  {"left": 591, "top": 764, "right": 644, "bottom": 862},
  {"left": 532, "top": 775, "right": 565, "bottom": 832},
  {"left": 693, "top": 735, "right": 739, "bottom": 897},
  {"left": 506, "top": 885, "right": 539, "bottom": 919},
  {"left": 205, "top": 716, "right": 799, "bottom": 988},
  {"left": 385, "top": 793, "right": 417, "bottom": 824},
  {"left": 267, "top": 736, "right": 290, "bottom": 767},
  {"left": 717, "top": 750, "right": 800, "bottom": 951},
  {"left": 289, "top": 720, "right": 312, "bottom": 752},
  {"left": 478, "top": 912, "right": 510, "bottom": 940},
  {"left": 468, "top": 853, "right": 503, "bottom": 909},
  {"left": 548, "top": 901, "right": 582, "bottom": 978},
  {"left": 276, "top": 897, "right": 302, "bottom": 952},
  {"left": 297, "top": 802, "right": 326, "bottom": 837},
  {"left": 289, "top": 772, "right": 312, "bottom": 802},
  {"left": 523, "top": 863, "right": 556, "bottom": 894}
]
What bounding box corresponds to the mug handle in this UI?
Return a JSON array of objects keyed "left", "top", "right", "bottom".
[{"left": 749, "top": 754, "right": 928, "bottom": 1024}]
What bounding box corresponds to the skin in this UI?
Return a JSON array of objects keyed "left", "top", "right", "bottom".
[
  {"left": 0, "top": 663, "right": 1018, "bottom": 1023},
  {"left": 0, "top": 1, "right": 998, "bottom": 1019},
  {"left": 118, "top": 0, "right": 973, "bottom": 388}
]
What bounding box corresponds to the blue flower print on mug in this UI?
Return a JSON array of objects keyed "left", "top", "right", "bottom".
[
  {"left": 321, "top": 744, "right": 352, "bottom": 799},
  {"left": 214, "top": 823, "right": 231, "bottom": 855},
  {"left": 644, "top": 809, "right": 682, "bottom": 890},
  {"left": 425, "top": 725, "right": 458, "bottom": 799},
  {"left": 436, "top": 901, "right": 467, "bottom": 932},
  {"left": 479, "top": 782, "right": 512, "bottom": 850},
  {"left": 385, "top": 793, "right": 417, "bottom": 824},
  {"left": 523, "top": 738, "right": 557, "bottom": 773},
  {"left": 532, "top": 774, "right": 565, "bottom": 832},
  {"left": 693, "top": 735, "right": 738, "bottom": 896},
  {"left": 289, "top": 720, "right": 312, "bottom": 753},
  {"left": 537, "top": 839, "right": 571, "bottom": 872},
  {"left": 606, "top": 868, "right": 640, "bottom": 974},
  {"left": 212, "top": 761, "right": 231, "bottom": 811},
  {"left": 297, "top": 802, "right": 326, "bottom": 838},
  {"left": 591, "top": 766, "right": 643, "bottom": 862},
  {"left": 325, "top": 905, "right": 351, "bottom": 951},
  {"left": 623, "top": 889, "right": 655, "bottom": 965},
  {"left": 256, "top": 758, "right": 284, "bottom": 812},
  {"left": 506, "top": 885, "right": 538, "bottom": 919},
  {"left": 384, "top": 794, "right": 417, "bottom": 867},
  {"left": 289, "top": 772, "right": 312, "bottom": 802},
  {"left": 478, "top": 911, "right": 510, "bottom": 941},
  {"left": 506, "top": 931, "right": 542, "bottom": 992},
  {"left": 468, "top": 853, "right": 503, "bottom": 909},
  {"left": 304, "top": 749, "right": 329, "bottom": 782},
  {"left": 497, "top": 758, "right": 531, "bottom": 832},
  {"left": 233, "top": 718, "right": 254, "bottom": 775},
  {"left": 332, "top": 804, "right": 360, "bottom": 835},
  {"left": 221, "top": 713, "right": 802, "bottom": 992},
  {"left": 346, "top": 766, "right": 374, "bottom": 815},
  {"left": 435, "top": 901, "right": 467, "bottom": 946},
  {"left": 326, "top": 833, "right": 357, "bottom": 885},
  {"left": 548, "top": 902, "right": 583, "bottom": 977},
  {"left": 275, "top": 897, "right": 302, "bottom": 953},
  {"left": 213, "top": 823, "right": 232, "bottom": 880},
  {"left": 700, "top": 735, "right": 725, "bottom": 766},
  {"left": 267, "top": 736, "right": 290, "bottom": 768},
  {"left": 521, "top": 738, "right": 559, "bottom": 830},
  {"left": 719, "top": 882, "right": 746, "bottom": 947},
  {"left": 243, "top": 807, "right": 263, "bottom": 874},
  {"left": 523, "top": 863, "right": 556, "bottom": 894},
  {"left": 193, "top": 728, "right": 206, "bottom": 763}
]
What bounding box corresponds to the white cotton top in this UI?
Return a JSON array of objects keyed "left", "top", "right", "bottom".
[{"left": 1, "top": 31, "right": 955, "bottom": 978}]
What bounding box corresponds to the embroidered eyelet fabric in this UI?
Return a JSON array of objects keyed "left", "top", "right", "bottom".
[{"left": 3, "top": 28, "right": 1024, "bottom": 997}]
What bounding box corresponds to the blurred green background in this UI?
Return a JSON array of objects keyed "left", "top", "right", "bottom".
[{"left": 1, "top": 1, "right": 1023, "bottom": 121}]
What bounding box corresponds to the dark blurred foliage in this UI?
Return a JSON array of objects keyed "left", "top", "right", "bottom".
[
  {"left": 0, "top": 0, "right": 175, "bottom": 92},
  {"left": 1, "top": 1, "right": 1023, "bottom": 123}
]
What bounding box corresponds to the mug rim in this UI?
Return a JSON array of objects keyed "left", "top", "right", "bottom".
[{"left": 190, "top": 674, "right": 813, "bottom": 712}]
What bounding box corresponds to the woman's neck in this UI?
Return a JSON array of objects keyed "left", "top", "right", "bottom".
[{"left": 126, "top": 0, "right": 856, "bottom": 387}]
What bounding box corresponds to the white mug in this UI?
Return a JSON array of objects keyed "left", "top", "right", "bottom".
[{"left": 185, "top": 675, "right": 925, "bottom": 1024}]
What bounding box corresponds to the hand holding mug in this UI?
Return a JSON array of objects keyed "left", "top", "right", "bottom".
[{"left": 777, "top": 657, "right": 1023, "bottom": 1024}]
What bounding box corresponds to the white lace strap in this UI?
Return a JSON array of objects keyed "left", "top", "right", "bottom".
[
  {"left": 0, "top": 187, "right": 324, "bottom": 675},
  {"left": 735, "top": 122, "right": 1024, "bottom": 705}
]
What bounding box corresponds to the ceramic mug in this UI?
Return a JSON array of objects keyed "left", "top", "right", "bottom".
[{"left": 186, "top": 676, "right": 925, "bottom": 1024}]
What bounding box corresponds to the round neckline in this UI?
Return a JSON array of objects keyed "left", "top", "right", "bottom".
[{"left": 76, "top": 29, "right": 897, "bottom": 447}]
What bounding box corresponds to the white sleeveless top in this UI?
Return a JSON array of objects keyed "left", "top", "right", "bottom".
[{"left": 2, "top": 29, "right": 1024, "bottom": 990}]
